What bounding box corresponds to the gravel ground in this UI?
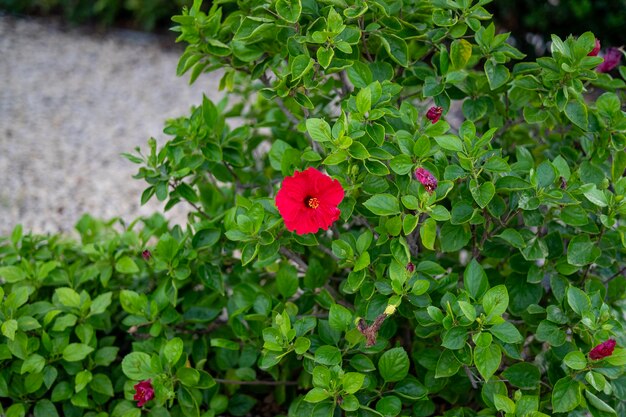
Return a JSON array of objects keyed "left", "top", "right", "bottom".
[{"left": 0, "top": 16, "right": 223, "bottom": 236}]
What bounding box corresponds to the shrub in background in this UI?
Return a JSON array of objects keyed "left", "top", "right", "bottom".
[
  {"left": 0, "top": 0, "right": 190, "bottom": 31},
  {"left": 2, "top": 0, "right": 626, "bottom": 416},
  {"left": 490, "top": 0, "right": 626, "bottom": 58}
]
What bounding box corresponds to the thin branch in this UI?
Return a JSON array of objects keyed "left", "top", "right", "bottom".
[
  {"left": 339, "top": 71, "right": 352, "bottom": 97},
  {"left": 604, "top": 266, "right": 626, "bottom": 284},
  {"left": 169, "top": 181, "right": 211, "bottom": 220},
  {"left": 214, "top": 378, "right": 299, "bottom": 386},
  {"left": 260, "top": 73, "right": 300, "bottom": 126},
  {"left": 280, "top": 247, "right": 308, "bottom": 271},
  {"left": 464, "top": 366, "right": 479, "bottom": 389}
]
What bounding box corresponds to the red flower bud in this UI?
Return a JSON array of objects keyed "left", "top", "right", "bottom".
[
  {"left": 597, "top": 48, "right": 622, "bottom": 73},
  {"left": 142, "top": 250, "right": 152, "bottom": 261},
  {"left": 134, "top": 379, "right": 155, "bottom": 407},
  {"left": 414, "top": 167, "right": 438, "bottom": 194},
  {"left": 589, "top": 339, "right": 617, "bottom": 360},
  {"left": 426, "top": 106, "right": 443, "bottom": 124},
  {"left": 588, "top": 39, "right": 601, "bottom": 56},
  {"left": 406, "top": 262, "right": 415, "bottom": 273}
]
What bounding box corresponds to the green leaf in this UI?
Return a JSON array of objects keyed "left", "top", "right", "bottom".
[
  {"left": 192, "top": 228, "right": 221, "bottom": 249},
  {"left": 0, "top": 266, "right": 25, "bottom": 283},
  {"left": 1, "top": 319, "right": 18, "bottom": 340},
  {"left": 494, "top": 394, "right": 516, "bottom": 414},
  {"left": 419, "top": 218, "right": 437, "bottom": 251},
  {"left": 90, "top": 373, "right": 114, "bottom": 397},
  {"left": 304, "top": 387, "right": 330, "bottom": 403},
  {"left": 552, "top": 377, "right": 581, "bottom": 413},
  {"left": 21, "top": 354, "right": 45, "bottom": 374},
  {"left": 435, "top": 135, "right": 463, "bottom": 152},
  {"left": 566, "top": 286, "right": 591, "bottom": 316},
  {"left": 89, "top": 292, "right": 112, "bottom": 316},
  {"left": 34, "top": 400, "right": 59, "bottom": 417},
  {"left": 276, "top": 264, "right": 298, "bottom": 298},
  {"left": 177, "top": 367, "right": 200, "bottom": 386},
  {"left": 55, "top": 288, "right": 81, "bottom": 308},
  {"left": 364, "top": 194, "right": 400, "bottom": 216},
  {"left": 560, "top": 205, "right": 588, "bottom": 226},
  {"left": 565, "top": 100, "right": 588, "bottom": 130},
  {"left": 376, "top": 396, "right": 402, "bottom": 416},
  {"left": 567, "top": 235, "right": 600, "bottom": 267},
  {"left": 390, "top": 155, "right": 413, "bottom": 175},
  {"left": 115, "top": 256, "right": 140, "bottom": 274},
  {"left": 315, "top": 346, "right": 342, "bottom": 366},
  {"left": 62, "top": 344, "right": 94, "bottom": 362},
  {"left": 536, "top": 320, "right": 566, "bottom": 346},
  {"left": 458, "top": 301, "right": 476, "bottom": 322},
  {"left": 484, "top": 60, "right": 509, "bottom": 90},
  {"left": 163, "top": 337, "right": 184, "bottom": 365},
  {"left": 470, "top": 181, "right": 495, "bottom": 208},
  {"left": 329, "top": 304, "right": 352, "bottom": 332},
  {"left": 450, "top": 39, "right": 472, "bottom": 69},
  {"left": 75, "top": 369, "right": 93, "bottom": 392},
  {"left": 316, "top": 46, "right": 334, "bottom": 69},
  {"left": 489, "top": 322, "right": 522, "bottom": 343},
  {"left": 350, "top": 354, "right": 375, "bottom": 372},
  {"left": 294, "top": 337, "right": 311, "bottom": 355},
  {"left": 121, "top": 352, "right": 154, "bottom": 380},
  {"left": 482, "top": 285, "right": 508, "bottom": 319},
  {"left": 585, "top": 390, "right": 616, "bottom": 414},
  {"left": 441, "top": 327, "right": 468, "bottom": 350},
  {"left": 341, "top": 372, "right": 365, "bottom": 394},
  {"left": 378, "top": 347, "right": 409, "bottom": 382},
  {"left": 464, "top": 259, "right": 488, "bottom": 300},
  {"left": 583, "top": 185, "right": 608, "bottom": 207},
  {"left": 474, "top": 344, "right": 501, "bottom": 381},
  {"left": 379, "top": 34, "right": 409, "bottom": 67},
  {"left": 440, "top": 223, "right": 470, "bottom": 252},
  {"left": 306, "top": 118, "right": 332, "bottom": 142},
  {"left": 276, "top": 0, "right": 302, "bottom": 23},
  {"left": 347, "top": 62, "right": 373, "bottom": 88},
  {"left": 435, "top": 349, "right": 461, "bottom": 378},
  {"left": 356, "top": 87, "right": 371, "bottom": 114},
  {"left": 564, "top": 351, "right": 587, "bottom": 370},
  {"left": 502, "top": 363, "right": 540, "bottom": 389},
  {"left": 495, "top": 229, "right": 526, "bottom": 249}
]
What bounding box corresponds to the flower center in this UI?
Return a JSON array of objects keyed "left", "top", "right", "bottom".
[{"left": 305, "top": 197, "right": 320, "bottom": 209}]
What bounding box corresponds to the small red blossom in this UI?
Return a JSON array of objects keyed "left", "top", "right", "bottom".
[
  {"left": 141, "top": 250, "right": 152, "bottom": 261},
  {"left": 426, "top": 106, "right": 443, "bottom": 124},
  {"left": 589, "top": 339, "right": 617, "bottom": 360},
  {"left": 133, "top": 380, "right": 155, "bottom": 407},
  {"left": 597, "top": 48, "right": 622, "bottom": 73},
  {"left": 414, "top": 167, "right": 438, "bottom": 194},
  {"left": 588, "top": 39, "right": 601, "bottom": 56},
  {"left": 275, "top": 167, "right": 344, "bottom": 235},
  {"left": 406, "top": 262, "right": 415, "bottom": 273}
]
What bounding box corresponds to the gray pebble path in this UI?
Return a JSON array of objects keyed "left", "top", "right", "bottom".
[{"left": 0, "top": 16, "right": 223, "bottom": 236}]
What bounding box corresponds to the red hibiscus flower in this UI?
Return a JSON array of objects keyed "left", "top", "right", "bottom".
[
  {"left": 275, "top": 167, "right": 344, "bottom": 235},
  {"left": 134, "top": 379, "right": 155, "bottom": 407},
  {"left": 588, "top": 39, "right": 601, "bottom": 56},
  {"left": 589, "top": 339, "right": 617, "bottom": 360},
  {"left": 415, "top": 167, "right": 438, "bottom": 194},
  {"left": 426, "top": 106, "right": 443, "bottom": 124},
  {"left": 597, "top": 48, "right": 622, "bottom": 73}
]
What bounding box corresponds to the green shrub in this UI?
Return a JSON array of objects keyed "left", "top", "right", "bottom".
[
  {"left": 0, "top": 0, "right": 191, "bottom": 31},
  {"left": 3, "top": 0, "right": 626, "bottom": 416}
]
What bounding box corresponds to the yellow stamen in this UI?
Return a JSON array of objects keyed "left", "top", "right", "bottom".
[{"left": 307, "top": 197, "right": 320, "bottom": 209}]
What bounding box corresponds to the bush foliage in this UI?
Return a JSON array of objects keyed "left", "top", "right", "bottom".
[{"left": 2, "top": 0, "right": 626, "bottom": 416}]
